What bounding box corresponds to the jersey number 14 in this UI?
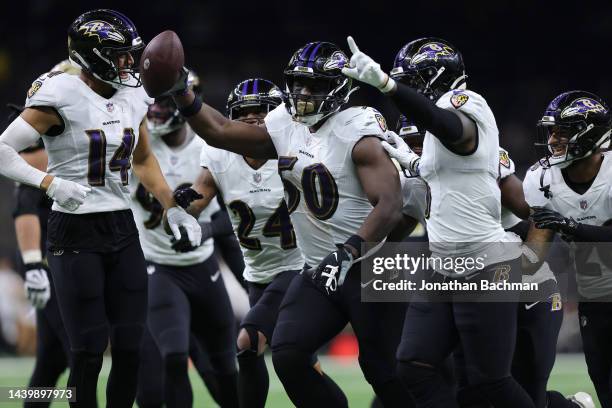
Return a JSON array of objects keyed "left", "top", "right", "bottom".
[{"left": 85, "top": 128, "right": 136, "bottom": 186}]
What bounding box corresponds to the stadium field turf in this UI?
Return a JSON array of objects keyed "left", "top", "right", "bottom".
[{"left": 0, "top": 354, "right": 599, "bottom": 407}]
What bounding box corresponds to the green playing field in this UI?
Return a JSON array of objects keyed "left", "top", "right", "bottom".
[{"left": 0, "top": 354, "right": 599, "bottom": 407}]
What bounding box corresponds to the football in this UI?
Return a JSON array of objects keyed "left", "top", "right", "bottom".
[{"left": 139, "top": 30, "right": 184, "bottom": 98}]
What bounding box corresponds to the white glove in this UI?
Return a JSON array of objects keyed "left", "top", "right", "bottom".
[
  {"left": 381, "top": 132, "right": 421, "bottom": 176},
  {"left": 341, "top": 36, "right": 396, "bottom": 93},
  {"left": 24, "top": 267, "right": 51, "bottom": 309},
  {"left": 166, "top": 206, "right": 202, "bottom": 247},
  {"left": 46, "top": 177, "right": 91, "bottom": 212}
]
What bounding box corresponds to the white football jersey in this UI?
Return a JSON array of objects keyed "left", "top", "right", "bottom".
[
  {"left": 523, "top": 151, "right": 612, "bottom": 298},
  {"left": 24, "top": 72, "right": 153, "bottom": 214},
  {"left": 418, "top": 90, "right": 521, "bottom": 270},
  {"left": 200, "top": 145, "right": 304, "bottom": 283},
  {"left": 499, "top": 147, "right": 522, "bottom": 230},
  {"left": 265, "top": 104, "right": 389, "bottom": 266},
  {"left": 130, "top": 127, "right": 216, "bottom": 266}
]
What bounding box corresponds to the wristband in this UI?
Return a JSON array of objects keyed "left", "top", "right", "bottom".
[
  {"left": 22, "top": 249, "right": 43, "bottom": 264},
  {"left": 178, "top": 96, "right": 202, "bottom": 118},
  {"left": 344, "top": 234, "right": 365, "bottom": 258},
  {"left": 379, "top": 76, "right": 396, "bottom": 94}
]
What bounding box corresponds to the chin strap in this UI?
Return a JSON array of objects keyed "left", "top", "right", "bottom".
[{"left": 539, "top": 165, "right": 553, "bottom": 199}]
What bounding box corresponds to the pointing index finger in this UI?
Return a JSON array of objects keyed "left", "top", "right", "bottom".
[{"left": 347, "top": 36, "right": 359, "bottom": 54}]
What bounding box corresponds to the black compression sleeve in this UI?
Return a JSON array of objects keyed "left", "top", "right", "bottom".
[
  {"left": 210, "top": 210, "right": 235, "bottom": 238},
  {"left": 390, "top": 82, "right": 463, "bottom": 143},
  {"left": 573, "top": 223, "right": 612, "bottom": 242}
]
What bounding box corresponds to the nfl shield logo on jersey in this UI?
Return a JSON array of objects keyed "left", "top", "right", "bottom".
[
  {"left": 580, "top": 200, "right": 588, "bottom": 210},
  {"left": 253, "top": 172, "right": 262, "bottom": 184},
  {"left": 106, "top": 102, "right": 114, "bottom": 112}
]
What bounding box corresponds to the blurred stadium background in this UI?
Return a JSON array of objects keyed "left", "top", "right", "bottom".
[{"left": 0, "top": 1, "right": 610, "bottom": 406}]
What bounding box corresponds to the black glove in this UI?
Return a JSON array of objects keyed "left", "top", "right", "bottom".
[
  {"left": 157, "top": 67, "right": 190, "bottom": 98},
  {"left": 170, "top": 226, "right": 200, "bottom": 253},
  {"left": 174, "top": 187, "right": 203, "bottom": 209},
  {"left": 531, "top": 206, "right": 579, "bottom": 235},
  {"left": 306, "top": 245, "right": 355, "bottom": 295}
]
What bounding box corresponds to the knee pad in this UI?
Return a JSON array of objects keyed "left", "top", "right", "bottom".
[
  {"left": 110, "top": 323, "right": 144, "bottom": 351},
  {"left": 73, "top": 323, "right": 108, "bottom": 354},
  {"left": 72, "top": 351, "right": 104, "bottom": 378},
  {"left": 237, "top": 326, "right": 259, "bottom": 354},
  {"left": 358, "top": 354, "right": 395, "bottom": 387},
  {"left": 272, "top": 348, "right": 311, "bottom": 378},
  {"left": 397, "top": 361, "right": 437, "bottom": 385},
  {"left": 164, "top": 352, "right": 189, "bottom": 378}
]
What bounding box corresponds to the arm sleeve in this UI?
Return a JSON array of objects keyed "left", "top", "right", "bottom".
[
  {"left": 572, "top": 224, "right": 612, "bottom": 242},
  {"left": 0, "top": 117, "right": 47, "bottom": 187},
  {"left": 390, "top": 82, "right": 463, "bottom": 143},
  {"left": 210, "top": 209, "right": 235, "bottom": 237},
  {"left": 12, "top": 185, "right": 44, "bottom": 218}
]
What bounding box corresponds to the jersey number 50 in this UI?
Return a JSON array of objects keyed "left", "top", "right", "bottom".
[
  {"left": 85, "top": 128, "right": 136, "bottom": 186},
  {"left": 278, "top": 157, "right": 339, "bottom": 220}
]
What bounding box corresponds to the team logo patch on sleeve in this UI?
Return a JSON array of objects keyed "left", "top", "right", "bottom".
[
  {"left": 499, "top": 150, "right": 510, "bottom": 168},
  {"left": 27, "top": 80, "right": 43, "bottom": 98},
  {"left": 375, "top": 113, "right": 388, "bottom": 131},
  {"left": 450, "top": 91, "right": 469, "bottom": 109}
]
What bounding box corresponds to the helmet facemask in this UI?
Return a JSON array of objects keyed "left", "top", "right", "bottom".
[
  {"left": 397, "top": 116, "right": 424, "bottom": 156},
  {"left": 536, "top": 118, "right": 610, "bottom": 168},
  {"left": 283, "top": 73, "right": 353, "bottom": 127},
  {"left": 146, "top": 97, "right": 184, "bottom": 137},
  {"left": 391, "top": 64, "right": 466, "bottom": 102}
]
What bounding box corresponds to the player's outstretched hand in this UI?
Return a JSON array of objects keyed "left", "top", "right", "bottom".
[
  {"left": 381, "top": 131, "right": 421, "bottom": 176},
  {"left": 307, "top": 245, "right": 354, "bottom": 295},
  {"left": 341, "top": 36, "right": 396, "bottom": 93},
  {"left": 166, "top": 206, "right": 202, "bottom": 247},
  {"left": 46, "top": 177, "right": 91, "bottom": 212},
  {"left": 156, "top": 66, "right": 190, "bottom": 99},
  {"left": 173, "top": 186, "right": 203, "bottom": 209},
  {"left": 24, "top": 265, "right": 50, "bottom": 309},
  {"left": 531, "top": 206, "right": 578, "bottom": 235}
]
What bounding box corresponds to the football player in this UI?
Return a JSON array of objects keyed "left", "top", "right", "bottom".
[
  {"left": 178, "top": 77, "right": 304, "bottom": 407},
  {"left": 10, "top": 60, "right": 84, "bottom": 408},
  {"left": 131, "top": 71, "right": 238, "bottom": 408},
  {"left": 159, "top": 42, "right": 409, "bottom": 406},
  {"left": 0, "top": 10, "right": 201, "bottom": 407},
  {"left": 344, "top": 37, "right": 534, "bottom": 407},
  {"left": 389, "top": 116, "right": 429, "bottom": 239},
  {"left": 524, "top": 90, "right": 612, "bottom": 408},
  {"left": 454, "top": 146, "right": 594, "bottom": 408}
]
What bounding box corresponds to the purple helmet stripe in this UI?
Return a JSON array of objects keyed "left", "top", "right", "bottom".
[
  {"left": 307, "top": 42, "right": 323, "bottom": 67},
  {"left": 298, "top": 43, "right": 314, "bottom": 65},
  {"left": 241, "top": 80, "right": 249, "bottom": 96},
  {"left": 253, "top": 78, "right": 259, "bottom": 94}
]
